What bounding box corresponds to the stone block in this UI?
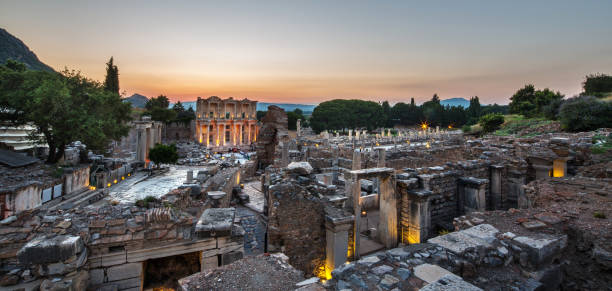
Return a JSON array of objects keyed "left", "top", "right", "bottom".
[
  {"left": 512, "top": 235, "right": 567, "bottom": 267},
  {"left": 17, "top": 235, "right": 84, "bottom": 265},
  {"left": 418, "top": 274, "right": 483, "bottom": 291},
  {"left": 195, "top": 208, "right": 236, "bottom": 238},
  {"left": 287, "top": 162, "right": 313, "bottom": 175},
  {"left": 379, "top": 274, "right": 399, "bottom": 289},
  {"left": 413, "top": 264, "right": 454, "bottom": 284},
  {"left": 89, "top": 268, "right": 105, "bottom": 285},
  {"left": 106, "top": 262, "right": 142, "bottom": 282}
]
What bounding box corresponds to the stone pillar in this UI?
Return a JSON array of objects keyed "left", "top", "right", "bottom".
[
  {"left": 378, "top": 175, "right": 397, "bottom": 248},
  {"left": 458, "top": 177, "right": 489, "bottom": 214},
  {"left": 325, "top": 215, "right": 354, "bottom": 273},
  {"left": 352, "top": 150, "right": 361, "bottom": 170},
  {"left": 404, "top": 189, "right": 432, "bottom": 244},
  {"left": 281, "top": 142, "right": 289, "bottom": 167},
  {"left": 136, "top": 127, "right": 146, "bottom": 162},
  {"left": 348, "top": 129, "right": 353, "bottom": 141},
  {"left": 377, "top": 148, "right": 386, "bottom": 167},
  {"left": 490, "top": 165, "right": 504, "bottom": 210},
  {"left": 350, "top": 174, "right": 362, "bottom": 259},
  {"left": 186, "top": 170, "right": 193, "bottom": 183},
  {"left": 247, "top": 124, "right": 251, "bottom": 144},
  {"left": 296, "top": 119, "right": 301, "bottom": 137}
]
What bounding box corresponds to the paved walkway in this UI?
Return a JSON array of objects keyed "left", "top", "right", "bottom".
[
  {"left": 242, "top": 180, "right": 265, "bottom": 213},
  {"left": 104, "top": 165, "right": 208, "bottom": 204}
]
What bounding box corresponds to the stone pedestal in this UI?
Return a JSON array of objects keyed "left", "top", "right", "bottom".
[
  {"left": 404, "top": 189, "right": 432, "bottom": 244},
  {"left": 325, "top": 215, "right": 354, "bottom": 273},
  {"left": 458, "top": 177, "right": 488, "bottom": 214}
]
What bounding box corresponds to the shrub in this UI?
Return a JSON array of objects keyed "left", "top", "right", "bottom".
[
  {"left": 558, "top": 96, "right": 612, "bottom": 132},
  {"left": 462, "top": 125, "right": 472, "bottom": 133},
  {"left": 593, "top": 211, "right": 606, "bottom": 219},
  {"left": 148, "top": 143, "right": 178, "bottom": 167},
  {"left": 479, "top": 113, "right": 505, "bottom": 133}
]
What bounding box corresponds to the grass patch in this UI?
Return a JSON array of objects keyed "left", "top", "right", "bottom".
[
  {"left": 135, "top": 195, "right": 159, "bottom": 208},
  {"left": 591, "top": 134, "right": 612, "bottom": 154},
  {"left": 493, "top": 115, "right": 555, "bottom": 136},
  {"left": 593, "top": 211, "right": 606, "bottom": 219}
]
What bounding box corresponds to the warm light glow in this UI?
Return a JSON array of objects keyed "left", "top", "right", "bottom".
[
  {"left": 128, "top": 173, "right": 131, "bottom": 177},
  {"left": 113, "top": 179, "right": 118, "bottom": 184},
  {"left": 425, "top": 142, "right": 430, "bottom": 148},
  {"left": 121, "top": 176, "right": 125, "bottom": 180},
  {"left": 315, "top": 144, "right": 319, "bottom": 148},
  {"left": 107, "top": 183, "right": 111, "bottom": 187},
  {"left": 376, "top": 142, "right": 380, "bottom": 146},
  {"left": 552, "top": 160, "right": 565, "bottom": 177},
  {"left": 448, "top": 125, "right": 453, "bottom": 129},
  {"left": 406, "top": 140, "right": 410, "bottom": 144},
  {"left": 89, "top": 186, "right": 96, "bottom": 190},
  {"left": 315, "top": 264, "right": 332, "bottom": 280},
  {"left": 421, "top": 123, "right": 429, "bottom": 130},
  {"left": 199, "top": 136, "right": 203, "bottom": 143},
  {"left": 236, "top": 172, "right": 240, "bottom": 184}
]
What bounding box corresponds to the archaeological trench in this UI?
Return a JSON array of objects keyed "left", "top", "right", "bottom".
[{"left": 1, "top": 105, "right": 610, "bottom": 290}]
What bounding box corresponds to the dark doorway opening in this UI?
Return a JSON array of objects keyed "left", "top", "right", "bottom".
[{"left": 143, "top": 251, "right": 200, "bottom": 290}]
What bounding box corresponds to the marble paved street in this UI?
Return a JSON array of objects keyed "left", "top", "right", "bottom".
[
  {"left": 243, "top": 180, "right": 265, "bottom": 213},
  {"left": 104, "top": 165, "right": 208, "bottom": 204}
]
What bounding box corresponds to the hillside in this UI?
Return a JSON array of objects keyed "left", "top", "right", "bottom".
[
  {"left": 0, "top": 28, "right": 54, "bottom": 72},
  {"left": 171, "top": 101, "right": 316, "bottom": 114},
  {"left": 123, "top": 93, "right": 149, "bottom": 108}
]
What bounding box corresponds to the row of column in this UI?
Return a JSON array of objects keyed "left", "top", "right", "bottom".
[{"left": 196, "top": 122, "right": 258, "bottom": 147}]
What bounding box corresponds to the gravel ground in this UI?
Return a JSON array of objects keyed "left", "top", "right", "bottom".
[{"left": 179, "top": 254, "right": 305, "bottom": 291}]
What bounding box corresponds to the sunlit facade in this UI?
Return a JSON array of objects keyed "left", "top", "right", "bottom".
[{"left": 195, "top": 96, "right": 258, "bottom": 149}]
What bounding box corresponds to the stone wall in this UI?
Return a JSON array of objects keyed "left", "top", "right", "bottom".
[
  {"left": 256, "top": 105, "right": 288, "bottom": 169},
  {"left": 165, "top": 121, "right": 194, "bottom": 142},
  {"left": 267, "top": 181, "right": 327, "bottom": 275}
]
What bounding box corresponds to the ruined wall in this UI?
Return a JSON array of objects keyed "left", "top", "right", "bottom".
[
  {"left": 63, "top": 166, "right": 90, "bottom": 195},
  {"left": 165, "top": 121, "right": 194, "bottom": 142},
  {"left": 256, "top": 105, "right": 288, "bottom": 169},
  {"left": 267, "top": 181, "right": 327, "bottom": 275}
]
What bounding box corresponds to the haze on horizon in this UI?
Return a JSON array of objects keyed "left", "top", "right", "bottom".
[{"left": 1, "top": 0, "right": 611, "bottom": 104}]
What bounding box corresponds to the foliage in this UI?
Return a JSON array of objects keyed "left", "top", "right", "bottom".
[
  {"left": 461, "top": 125, "right": 472, "bottom": 133},
  {"left": 591, "top": 134, "right": 612, "bottom": 154},
  {"left": 256, "top": 110, "right": 266, "bottom": 121},
  {"left": 0, "top": 61, "right": 131, "bottom": 163},
  {"left": 103, "top": 57, "right": 119, "bottom": 95},
  {"left": 172, "top": 101, "right": 195, "bottom": 125},
  {"left": 466, "top": 96, "right": 481, "bottom": 124},
  {"left": 310, "top": 99, "right": 384, "bottom": 133},
  {"left": 593, "top": 211, "right": 606, "bottom": 219},
  {"left": 144, "top": 95, "right": 176, "bottom": 123},
  {"left": 509, "top": 84, "right": 564, "bottom": 117},
  {"left": 558, "top": 96, "right": 612, "bottom": 132},
  {"left": 148, "top": 143, "right": 178, "bottom": 166},
  {"left": 493, "top": 115, "right": 555, "bottom": 137},
  {"left": 583, "top": 73, "right": 612, "bottom": 98},
  {"left": 287, "top": 108, "right": 306, "bottom": 130},
  {"left": 135, "top": 195, "right": 159, "bottom": 208},
  {"left": 479, "top": 113, "right": 504, "bottom": 133}
]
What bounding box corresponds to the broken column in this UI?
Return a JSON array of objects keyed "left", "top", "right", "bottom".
[
  {"left": 490, "top": 165, "right": 504, "bottom": 210},
  {"left": 352, "top": 150, "right": 361, "bottom": 170},
  {"left": 296, "top": 119, "right": 301, "bottom": 137},
  {"left": 325, "top": 214, "right": 354, "bottom": 273},
  {"left": 377, "top": 148, "right": 386, "bottom": 167},
  {"left": 404, "top": 189, "right": 432, "bottom": 244}
]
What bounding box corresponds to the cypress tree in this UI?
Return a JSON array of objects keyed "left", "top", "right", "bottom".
[{"left": 103, "top": 57, "right": 119, "bottom": 94}]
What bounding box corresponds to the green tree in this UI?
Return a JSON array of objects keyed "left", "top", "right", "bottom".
[
  {"left": 310, "top": 99, "right": 383, "bottom": 133},
  {"left": 148, "top": 143, "right": 178, "bottom": 167},
  {"left": 382, "top": 101, "right": 393, "bottom": 127},
  {"left": 509, "top": 84, "right": 564, "bottom": 117},
  {"left": 558, "top": 96, "right": 612, "bottom": 132},
  {"left": 145, "top": 95, "right": 176, "bottom": 123},
  {"left": 287, "top": 108, "right": 305, "bottom": 130},
  {"left": 467, "top": 96, "right": 482, "bottom": 124},
  {"left": 103, "top": 57, "right": 119, "bottom": 95},
  {"left": 0, "top": 61, "right": 131, "bottom": 163},
  {"left": 582, "top": 73, "right": 612, "bottom": 97},
  {"left": 479, "top": 113, "right": 505, "bottom": 133},
  {"left": 256, "top": 110, "right": 267, "bottom": 121}
]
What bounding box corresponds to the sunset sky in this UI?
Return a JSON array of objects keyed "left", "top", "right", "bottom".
[{"left": 1, "top": 0, "right": 611, "bottom": 104}]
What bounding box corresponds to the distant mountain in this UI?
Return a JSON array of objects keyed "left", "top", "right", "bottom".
[
  {"left": 256, "top": 102, "right": 316, "bottom": 113},
  {"left": 123, "top": 93, "right": 149, "bottom": 108},
  {"left": 441, "top": 97, "right": 470, "bottom": 108},
  {"left": 170, "top": 101, "right": 317, "bottom": 114},
  {"left": 0, "top": 28, "right": 55, "bottom": 72}
]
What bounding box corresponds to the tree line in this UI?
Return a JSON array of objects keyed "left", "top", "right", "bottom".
[{"left": 309, "top": 95, "right": 507, "bottom": 133}]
